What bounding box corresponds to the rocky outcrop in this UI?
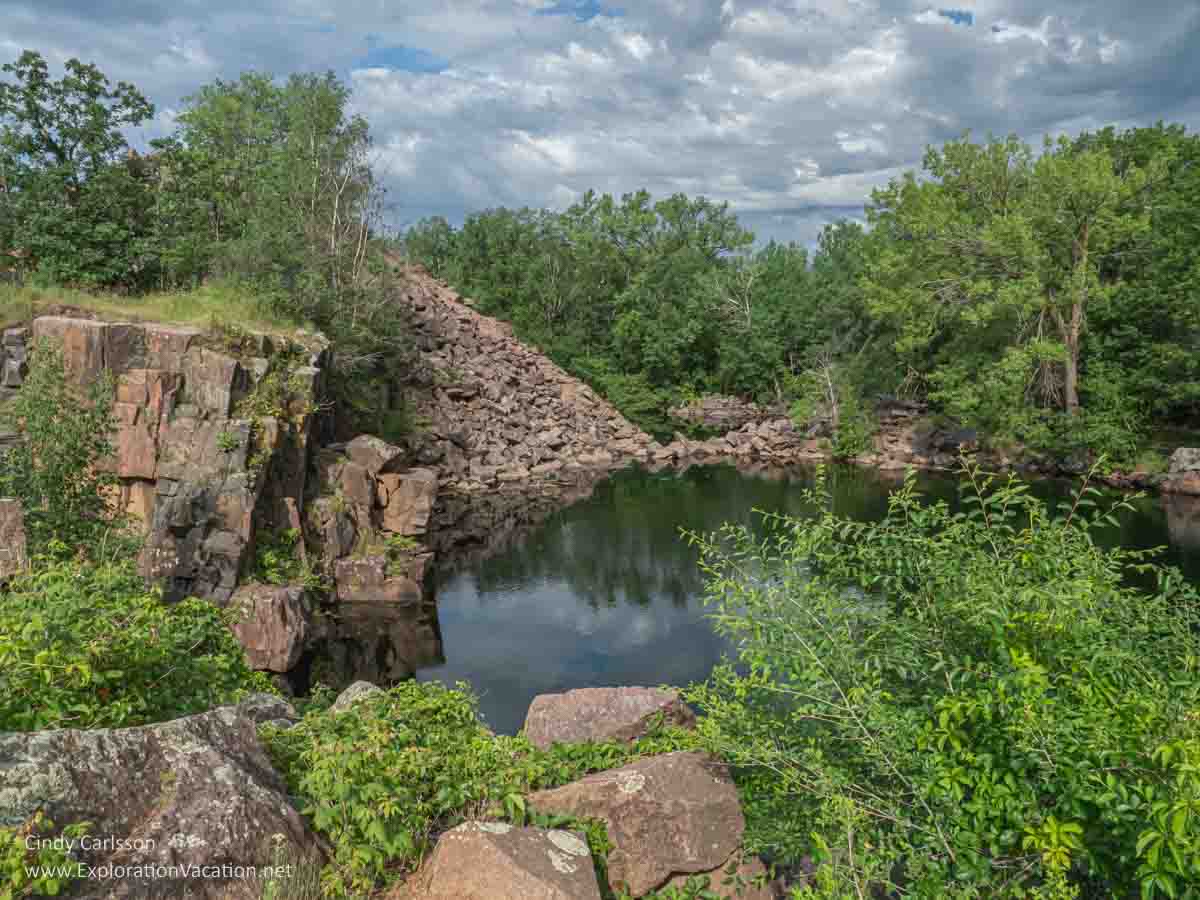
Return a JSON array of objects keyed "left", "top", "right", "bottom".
[
  {"left": 400, "top": 822, "right": 602, "bottom": 900},
  {"left": 228, "top": 583, "right": 313, "bottom": 672},
  {"left": 0, "top": 497, "right": 28, "bottom": 579},
  {"left": 0, "top": 705, "right": 320, "bottom": 899},
  {"left": 1164, "top": 448, "right": 1200, "bottom": 495},
  {"left": 523, "top": 687, "right": 696, "bottom": 750},
  {"left": 393, "top": 266, "right": 660, "bottom": 496},
  {"left": 670, "top": 395, "right": 779, "bottom": 433},
  {"left": 14, "top": 316, "right": 330, "bottom": 605},
  {"left": 528, "top": 751, "right": 749, "bottom": 897}
]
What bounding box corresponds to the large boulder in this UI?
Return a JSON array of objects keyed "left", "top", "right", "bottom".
[
  {"left": 523, "top": 686, "right": 695, "bottom": 750},
  {"left": 345, "top": 434, "right": 406, "bottom": 477},
  {"left": 402, "top": 822, "right": 601, "bottom": 900},
  {"left": 229, "top": 583, "right": 313, "bottom": 672},
  {"left": 0, "top": 706, "right": 321, "bottom": 899},
  {"left": 528, "top": 751, "right": 745, "bottom": 897}
]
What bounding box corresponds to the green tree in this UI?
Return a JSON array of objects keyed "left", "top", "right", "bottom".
[
  {"left": 0, "top": 339, "right": 120, "bottom": 551},
  {"left": 0, "top": 49, "right": 155, "bottom": 287},
  {"left": 864, "top": 134, "right": 1160, "bottom": 456}
]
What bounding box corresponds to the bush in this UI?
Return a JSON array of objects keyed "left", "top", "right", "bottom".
[
  {"left": 261, "top": 680, "right": 701, "bottom": 897},
  {"left": 0, "top": 554, "right": 274, "bottom": 731},
  {"left": 685, "top": 463, "right": 1200, "bottom": 898},
  {"left": 0, "top": 339, "right": 122, "bottom": 553}
]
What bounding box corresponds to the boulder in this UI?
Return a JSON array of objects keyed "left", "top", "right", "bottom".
[
  {"left": 236, "top": 692, "right": 299, "bottom": 725},
  {"left": 0, "top": 498, "right": 28, "bottom": 579},
  {"left": 0, "top": 706, "right": 321, "bottom": 899},
  {"left": 346, "top": 434, "right": 406, "bottom": 477},
  {"left": 404, "top": 822, "right": 601, "bottom": 900},
  {"left": 378, "top": 468, "right": 439, "bottom": 536},
  {"left": 523, "top": 687, "right": 695, "bottom": 750},
  {"left": 528, "top": 752, "right": 745, "bottom": 897},
  {"left": 229, "top": 583, "right": 312, "bottom": 672},
  {"left": 330, "top": 680, "right": 384, "bottom": 712}
]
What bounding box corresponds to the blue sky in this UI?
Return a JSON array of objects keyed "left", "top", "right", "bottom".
[{"left": 2, "top": 0, "right": 1197, "bottom": 246}]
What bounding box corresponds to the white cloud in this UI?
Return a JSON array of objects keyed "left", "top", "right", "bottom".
[{"left": 1, "top": 0, "right": 1197, "bottom": 244}]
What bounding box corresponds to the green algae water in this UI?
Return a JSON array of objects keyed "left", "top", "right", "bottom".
[{"left": 415, "top": 462, "right": 1200, "bottom": 734}]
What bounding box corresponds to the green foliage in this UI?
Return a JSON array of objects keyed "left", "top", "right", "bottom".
[
  {"left": 0, "top": 50, "right": 155, "bottom": 290},
  {"left": 253, "top": 528, "right": 325, "bottom": 591},
  {"left": 1, "top": 813, "right": 90, "bottom": 899},
  {"left": 0, "top": 554, "right": 274, "bottom": 731},
  {"left": 260, "top": 680, "right": 702, "bottom": 897},
  {"left": 0, "top": 339, "right": 122, "bottom": 553},
  {"left": 684, "top": 462, "right": 1200, "bottom": 897}
]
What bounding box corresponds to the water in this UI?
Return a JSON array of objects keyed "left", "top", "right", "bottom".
[{"left": 415, "top": 462, "right": 1200, "bottom": 734}]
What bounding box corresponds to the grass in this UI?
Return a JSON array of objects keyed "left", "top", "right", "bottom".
[{"left": 0, "top": 279, "right": 312, "bottom": 337}]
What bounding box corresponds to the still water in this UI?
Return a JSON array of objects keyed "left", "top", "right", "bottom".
[{"left": 414, "top": 462, "right": 1200, "bottom": 734}]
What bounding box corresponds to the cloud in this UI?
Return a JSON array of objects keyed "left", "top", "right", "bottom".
[{"left": 2, "top": 0, "right": 1198, "bottom": 246}]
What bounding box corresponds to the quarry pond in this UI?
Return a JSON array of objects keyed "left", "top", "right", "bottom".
[{"left": 413, "top": 462, "right": 1200, "bottom": 735}]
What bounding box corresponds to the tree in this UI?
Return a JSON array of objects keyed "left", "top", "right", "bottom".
[
  {"left": 0, "top": 49, "right": 155, "bottom": 287},
  {"left": 863, "top": 134, "right": 1159, "bottom": 458}
]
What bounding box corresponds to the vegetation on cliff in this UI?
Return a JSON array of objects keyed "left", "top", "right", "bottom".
[
  {"left": 0, "top": 346, "right": 271, "bottom": 733},
  {"left": 404, "top": 127, "right": 1200, "bottom": 465},
  {"left": 0, "top": 49, "right": 409, "bottom": 437}
]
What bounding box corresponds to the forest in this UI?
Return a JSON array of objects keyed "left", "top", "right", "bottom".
[{"left": 405, "top": 127, "right": 1200, "bottom": 464}]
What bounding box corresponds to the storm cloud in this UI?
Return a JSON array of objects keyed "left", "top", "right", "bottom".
[{"left": 2, "top": 0, "right": 1197, "bottom": 245}]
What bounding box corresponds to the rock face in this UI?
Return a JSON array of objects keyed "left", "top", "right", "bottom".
[
  {"left": 393, "top": 265, "right": 659, "bottom": 498},
  {"left": 0, "top": 705, "right": 320, "bottom": 899},
  {"left": 528, "top": 751, "right": 746, "bottom": 897},
  {"left": 523, "top": 687, "right": 696, "bottom": 750},
  {"left": 0, "top": 498, "right": 28, "bottom": 579},
  {"left": 20, "top": 316, "right": 331, "bottom": 605},
  {"left": 403, "top": 821, "right": 601, "bottom": 900},
  {"left": 228, "top": 583, "right": 312, "bottom": 672},
  {"left": 1164, "top": 448, "right": 1200, "bottom": 495}
]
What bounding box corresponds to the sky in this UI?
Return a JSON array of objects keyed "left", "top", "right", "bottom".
[{"left": 2, "top": 0, "right": 1198, "bottom": 246}]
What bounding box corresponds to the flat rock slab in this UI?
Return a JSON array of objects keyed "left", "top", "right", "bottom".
[
  {"left": 528, "top": 751, "right": 745, "bottom": 897},
  {"left": 523, "top": 686, "right": 696, "bottom": 750},
  {"left": 0, "top": 706, "right": 319, "bottom": 899},
  {"left": 405, "top": 822, "right": 601, "bottom": 900}
]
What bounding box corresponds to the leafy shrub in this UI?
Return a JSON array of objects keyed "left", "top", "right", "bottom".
[
  {"left": 260, "top": 680, "right": 702, "bottom": 897},
  {"left": 1, "top": 812, "right": 91, "bottom": 899},
  {"left": 685, "top": 463, "right": 1200, "bottom": 898},
  {"left": 253, "top": 528, "right": 325, "bottom": 591},
  {"left": 0, "top": 554, "right": 274, "bottom": 731},
  {"left": 0, "top": 339, "right": 122, "bottom": 553}
]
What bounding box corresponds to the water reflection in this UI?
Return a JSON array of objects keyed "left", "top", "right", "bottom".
[{"left": 416, "top": 463, "right": 1200, "bottom": 734}]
